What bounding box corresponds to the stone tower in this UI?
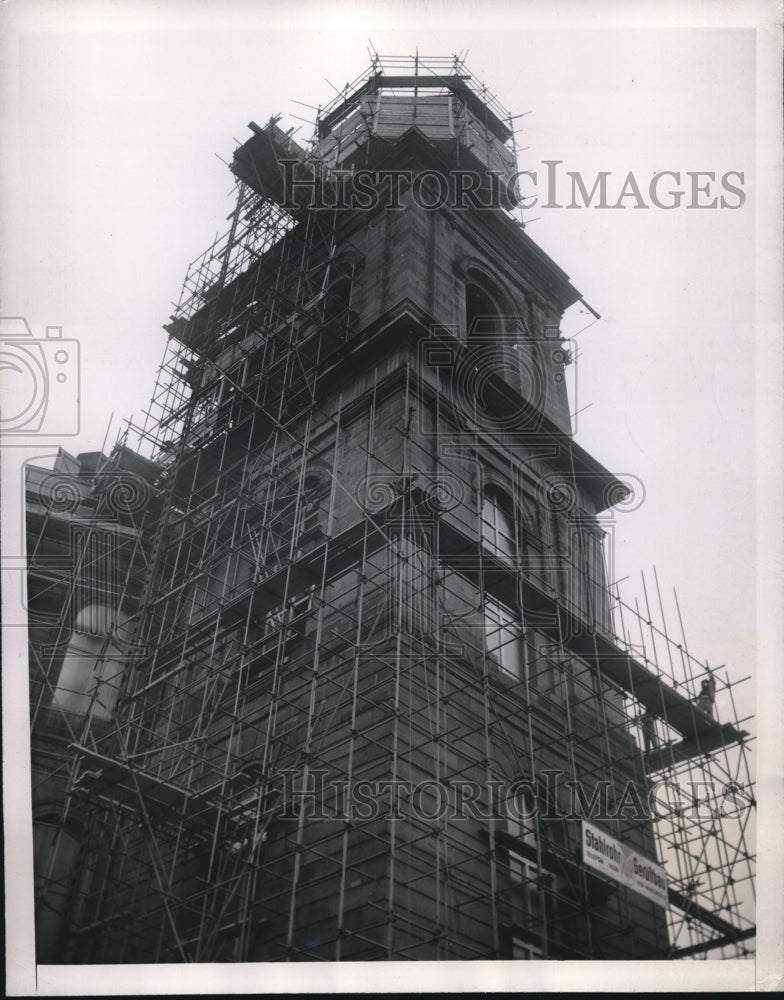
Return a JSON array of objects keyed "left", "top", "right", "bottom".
[{"left": 27, "top": 56, "right": 753, "bottom": 964}]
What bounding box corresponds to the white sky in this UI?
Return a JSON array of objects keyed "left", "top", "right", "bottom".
[{"left": 1, "top": 0, "right": 781, "bottom": 993}]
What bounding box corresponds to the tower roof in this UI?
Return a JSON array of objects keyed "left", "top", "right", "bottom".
[{"left": 232, "top": 53, "right": 522, "bottom": 211}]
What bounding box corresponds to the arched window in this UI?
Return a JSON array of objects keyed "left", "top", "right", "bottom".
[
  {"left": 464, "top": 272, "right": 548, "bottom": 429},
  {"left": 465, "top": 281, "right": 502, "bottom": 342},
  {"left": 481, "top": 486, "right": 516, "bottom": 558}
]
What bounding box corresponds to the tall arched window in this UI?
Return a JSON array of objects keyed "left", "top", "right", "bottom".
[
  {"left": 481, "top": 486, "right": 516, "bottom": 558},
  {"left": 464, "top": 271, "right": 546, "bottom": 428},
  {"left": 465, "top": 281, "right": 502, "bottom": 342}
]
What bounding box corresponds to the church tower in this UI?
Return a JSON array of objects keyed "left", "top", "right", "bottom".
[{"left": 27, "top": 55, "right": 754, "bottom": 963}]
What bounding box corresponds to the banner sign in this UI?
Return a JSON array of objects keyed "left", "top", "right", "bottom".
[{"left": 582, "top": 820, "right": 669, "bottom": 908}]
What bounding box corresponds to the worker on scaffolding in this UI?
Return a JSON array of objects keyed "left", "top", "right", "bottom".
[
  {"left": 695, "top": 671, "right": 717, "bottom": 718},
  {"left": 640, "top": 709, "right": 658, "bottom": 752}
]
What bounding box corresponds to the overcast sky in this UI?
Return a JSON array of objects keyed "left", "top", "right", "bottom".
[{"left": 2, "top": 1, "right": 781, "bottom": 991}]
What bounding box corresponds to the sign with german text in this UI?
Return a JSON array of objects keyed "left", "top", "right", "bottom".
[{"left": 582, "top": 821, "right": 669, "bottom": 909}]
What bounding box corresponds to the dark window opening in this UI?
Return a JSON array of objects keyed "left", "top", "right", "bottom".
[{"left": 466, "top": 282, "right": 502, "bottom": 341}]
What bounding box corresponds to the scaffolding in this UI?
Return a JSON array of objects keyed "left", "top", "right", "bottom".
[{"left": 27, "top": 55, "right": 755, "bottom": 964}]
